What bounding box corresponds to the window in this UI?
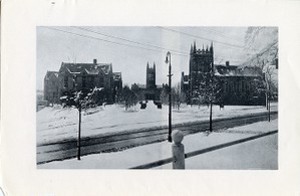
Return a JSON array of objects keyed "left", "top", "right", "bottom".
[
  {"left": 82, "top": 76, "right": 86, "bottom": 88},
  {"left": 64, "top": 77, "right": 68, "bottom": 88}
]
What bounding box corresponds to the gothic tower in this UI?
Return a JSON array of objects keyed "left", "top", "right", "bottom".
[
  {"left": 189, "top": 42, "right": 214, "bottom": 103},
  {"left": 146, "top": 62, "right": 156, "bottom": 89}
]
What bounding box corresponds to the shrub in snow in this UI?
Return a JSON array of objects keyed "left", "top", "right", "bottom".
[{"left": 119, "top": 86, "right": 138, "bottom": 111}]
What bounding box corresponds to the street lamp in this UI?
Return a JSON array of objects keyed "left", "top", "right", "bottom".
[{"left": 165, "top": 51, "right": 173, "bottom": 142}]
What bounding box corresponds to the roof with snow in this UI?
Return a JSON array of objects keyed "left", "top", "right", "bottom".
[
  {"left": 214, "top": 64, "right": 262, "bottom": 77},
  {"left": 59, "top": 61, "right": 113, "bottom": 76}
]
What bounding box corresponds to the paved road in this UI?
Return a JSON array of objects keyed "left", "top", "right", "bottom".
[{"left": 37, "top": 111, "right": 278, "bottom": 164}]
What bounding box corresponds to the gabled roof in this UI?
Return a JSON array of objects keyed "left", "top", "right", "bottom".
[
  {"left": 45, "top": 71, "right": 59, "bottom": 80},
  {"left": 59, "top": 62, "right": 112, "bottom": 76},
  {"left": 214, "top": 64, "right": 262, "bottom": 77}
]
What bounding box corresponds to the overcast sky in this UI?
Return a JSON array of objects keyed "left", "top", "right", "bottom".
[{"left": 37, "top": 26, "right": 253, "bottom": 90}]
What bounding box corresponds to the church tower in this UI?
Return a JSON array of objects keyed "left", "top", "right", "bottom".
[
  {"left": 189, "top": 42, "right": 214, "bottom": 103},
  {"left": 146, "top": 62, "right": 156, "bottom": 89}
]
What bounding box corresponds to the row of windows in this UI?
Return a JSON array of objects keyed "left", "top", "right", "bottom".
[
  {"left": 64, "top": 76, "right": 104, "bottom": 89},
  {"left": 223, "top": 80, "right": 255, "bottom": 93}
]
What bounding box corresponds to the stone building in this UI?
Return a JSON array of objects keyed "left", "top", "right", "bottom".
[
  {"left": 146, "top": 62, "right": 156, "bottom": 89},
  {"left": 214, "top": 63, "right": 265, "bottom": 105},
  {"left": 181, "top": 42, "right": 266, "bottom": 105},
  {"left": 131, "top": 62, "right": 162, "bottom": 101},
  {"left": 188, "top": 42, "right": 214, "bottom": 103},
  {"left": 44, "top": 59, "right": 122, "bottom": 104}
]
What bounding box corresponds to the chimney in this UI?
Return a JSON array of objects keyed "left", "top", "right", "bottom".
[
  {"left": 93, "top": 59, "right": 97, "bottom": 64},
  {"left": 226, "top": 61, "right": 230, "bottom": 66}
]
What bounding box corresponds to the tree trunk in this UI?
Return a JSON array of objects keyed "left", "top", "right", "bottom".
[
  {"left": 268, "top": 94, "right": 271, "bottom": 122},
  {"left": 77, "top": 106, "right": 82, "bottom": 160},
  {"left": 266, "top": 93, "right": 269, "bottom": 110}
]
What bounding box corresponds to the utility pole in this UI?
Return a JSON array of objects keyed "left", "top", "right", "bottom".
[
  {"left": 209, "top": 63, "right": 214, "bottom": 132},
  {"left": 165, "top": 51, "right": 173, "bottom": 142},
  {"left": 77, "top": 104, "right": 82, "bottom": 160}
]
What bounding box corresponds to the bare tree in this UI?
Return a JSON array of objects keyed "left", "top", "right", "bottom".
[
  {"left": 196, "top": 72, "right": 221, "bottom": 132},
  {"left": 160, "top": 84, "right": 170, "bottom": 105},
  {"left": 172, "top": 84, "right": 186, "bottom": 110},
  {"left": 244, "top": 27, "right": 278, "bottom": 121},
  {"left": 60, "top": 87, "right": 103, "bottom": 160},
  {"left": 263, "top": 61, "right": 277, "bottom": 121}
]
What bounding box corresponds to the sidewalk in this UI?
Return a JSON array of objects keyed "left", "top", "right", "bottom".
[
  {"left": 38, "top": 119, "right": 278, "bottom": 169},
  {"left": 157, "top": 133, "right": 277, "bottom": 169}
]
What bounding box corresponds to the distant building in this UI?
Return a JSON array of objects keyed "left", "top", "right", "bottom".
[
  {"left": 146, "top": 62, "right": 156, "bottom": 89},
  {"left": 181, "top": 42, "right": 266, "bottom": 105},
  {"left": 131, "top": 62, "right": 162, "bottom": 101},
  {"left": 43, "top": 59, "right": 122, "bottom": 104},
  {"left": 180, "top": 72, "right": 189, "bottom": 103}
]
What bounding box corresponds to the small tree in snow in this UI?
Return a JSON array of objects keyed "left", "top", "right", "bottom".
[
  {"left": 60, "top": 87, "right": 104, "bottom": 160},
  {"left": 172, "top": 84, "right": 186, "bottom": 110},
  {"left": 160, "top": 84, "right": 170, "bottom": 105},
  {"left": 197, "top": 71, "right": 221, "bottom": 132}
]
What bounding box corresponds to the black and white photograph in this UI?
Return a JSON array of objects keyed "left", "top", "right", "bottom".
[{"left": 36, "top": 26, "right": 278, "bottom": 169}]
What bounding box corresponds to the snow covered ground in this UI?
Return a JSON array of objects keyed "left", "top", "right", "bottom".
[
  {"left": 38, "top": 119, "right": 278, "bottom": 169},
  {"left": 37, "top": 101, "right": 277, "bottom": 145},
  {"left": 157, "top": 134, "right": 277, "bottom": 170}
]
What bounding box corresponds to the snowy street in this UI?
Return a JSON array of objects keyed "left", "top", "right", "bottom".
[
  {"left": 36, "top": 102, "right": 277, "bottom": 164},
  {"left": 37, "top": 102, "right": 277, "bottom": 145},
  {"left": 38, "top": 119, "right": 278, "bottom": 169}
]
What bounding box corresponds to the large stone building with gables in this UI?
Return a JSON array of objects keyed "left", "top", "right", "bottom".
[
  {"left": 44, "top": 59, "right": 122, "bottom": 104},
  {"left": 181, "top": 42, "right": 266, "bottom": 105}
]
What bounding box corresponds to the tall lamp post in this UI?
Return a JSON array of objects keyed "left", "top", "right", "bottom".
[{"left": 165, "top": 51, "right": 173, "bottom": 142}]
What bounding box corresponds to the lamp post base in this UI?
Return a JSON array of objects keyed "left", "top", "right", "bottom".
[{"left": 168, "top": 135, "right": 172, "bottom": 143}]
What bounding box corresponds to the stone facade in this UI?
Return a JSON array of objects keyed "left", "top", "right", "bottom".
[
  {"left": 131, "top": 62, "right": 162, "bottom": 101},
  {"left": 146, "top": 62, "right": 156, "bottom": 89},
  {"left": 44, "top": 59, "right": 122, "bottom": 104},
  {"left": 181, "top": 43, "right": 266, "bottom": 105},
  {"left": 188, "top": 42, "right": 214, "bottom": 103}
]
